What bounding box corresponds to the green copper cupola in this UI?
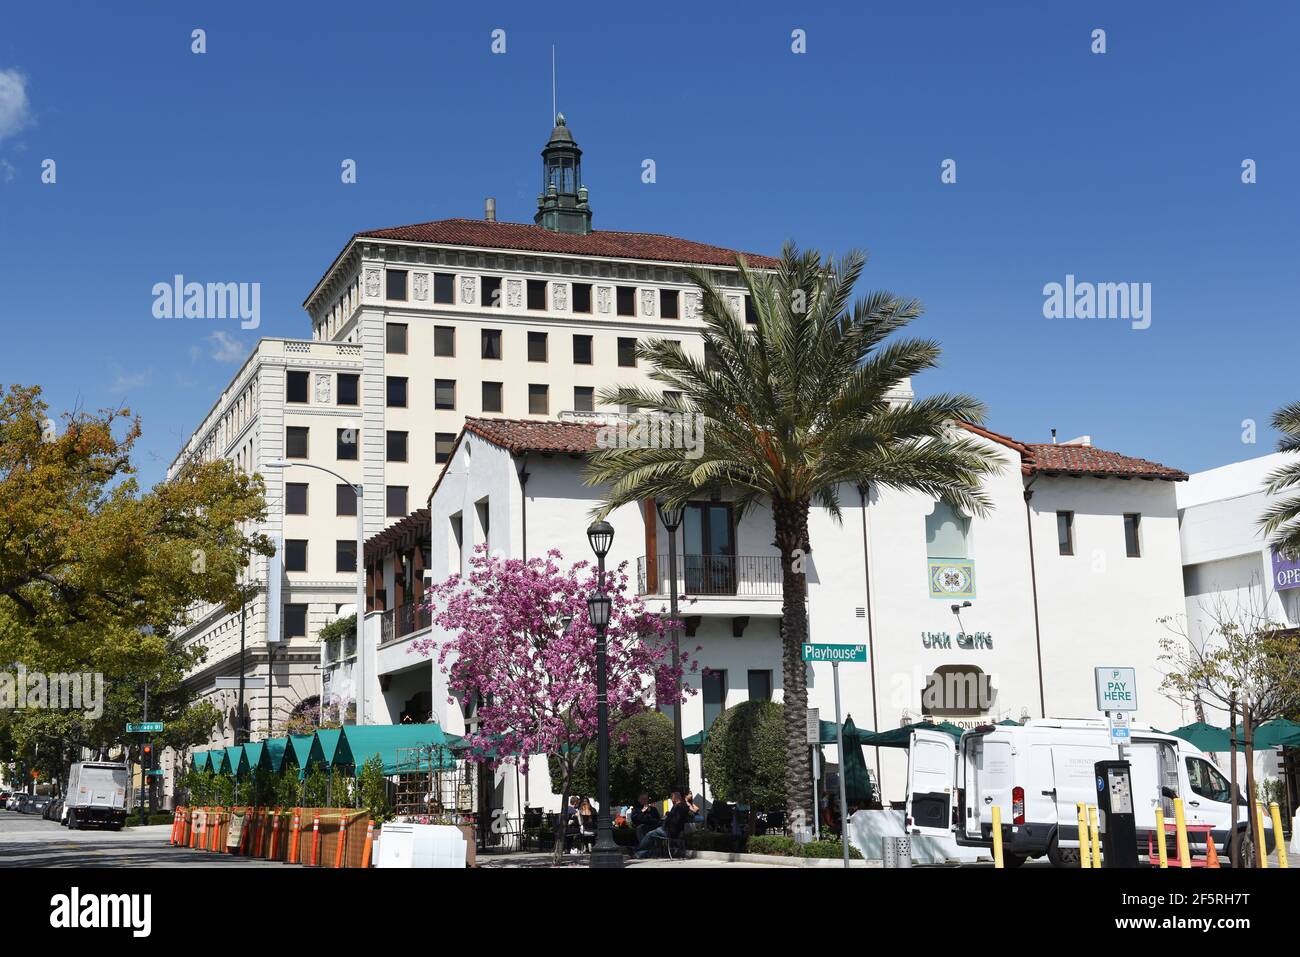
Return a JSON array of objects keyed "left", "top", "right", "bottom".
[{"left": 535, "top": 113, "right": 592, "bottom": 235}]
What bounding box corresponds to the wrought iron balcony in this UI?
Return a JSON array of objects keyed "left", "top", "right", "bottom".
[
  {"left": 636, "top": 554, "right": 783, "bottom": 598},
  {"left": 380, "top": 602, "right": 432, "bottom": 645}
]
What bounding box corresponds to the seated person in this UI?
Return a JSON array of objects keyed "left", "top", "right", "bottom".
[
  {"left": 634, "top": 791, "right": 699, "bottom": 859},
  {"left": 629, "top": 792, "right": 662, "bottom": 841}
]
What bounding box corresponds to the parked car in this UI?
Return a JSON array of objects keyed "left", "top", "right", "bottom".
[
  {"left": 31, "top": 796, "right": 53, "bottom": 817},
  {"left": 42, "top": 798, "right": 64, "bottom": 821},
  {"left": 15, "top": 793, "right": 37, "bottom": 813},
  {"left": 906, "top": 717, "right": 1273, "bottom": 867},
  {"left": 0, "top": 790, "right": 10, "bottom": 806}
]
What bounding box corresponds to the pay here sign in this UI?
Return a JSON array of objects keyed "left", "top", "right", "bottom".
[{"left": 1095, "top": 666, "right": 1137, "bottom": 711}]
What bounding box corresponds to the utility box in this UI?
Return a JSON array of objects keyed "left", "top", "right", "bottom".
[{"left": 1094, "top": 760, "right": 1139, "bottom": 868}]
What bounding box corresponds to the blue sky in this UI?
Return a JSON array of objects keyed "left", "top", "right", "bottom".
[{"left": 1, "top": 1, "right": 1296, "bottom": 486}]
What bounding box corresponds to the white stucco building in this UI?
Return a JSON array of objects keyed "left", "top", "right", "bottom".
[{"left": 367, "top": 417, "right": 1191, "bottom": 814}]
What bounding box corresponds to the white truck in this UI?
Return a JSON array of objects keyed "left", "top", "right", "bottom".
[
  {"left": 64, "top": 762, "right": 130, "bottom": 830},
  {"left": 906, "top": 718, "right": 1273, "bottom": 866}
]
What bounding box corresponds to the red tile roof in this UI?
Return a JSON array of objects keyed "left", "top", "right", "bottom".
[
  {"left": 354, "top": 219, "right": 781, "bottom": 269},
  {"left": 1021, "top": 443, "right": 1187, "bottom": 481},
  {"left": 463, "top": 416, "right": 603, "bottom": 454}
]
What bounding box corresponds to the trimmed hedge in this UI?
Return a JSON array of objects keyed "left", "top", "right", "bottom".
[
  {"left": 684, "top": 831, "right": 862, "bottom": 859},
  {"left": 700, "top": 700, "right": 785, "bottom": 808}
]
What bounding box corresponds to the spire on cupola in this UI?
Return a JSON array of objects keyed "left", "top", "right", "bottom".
[{"left": 535, "top": 113, "right": 592, "bottom": 235}]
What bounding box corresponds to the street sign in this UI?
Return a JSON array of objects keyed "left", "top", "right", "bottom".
[
  {"left": 802, "top": 643, "right": 868, "bottom": 663},
  {"left": 145, "top": 769, "right": 164, "bottom": 777},
  {"left": 214, "top": 676, "right": 267, "bottom": 691},
  {"left": 126, "top": 722, "right": 163, "bottom": 733},
  {"left": 1107, "top": 710, "right": 1131, "bottom": 744},
  {"left": 806, "top": 708, "right": 820, "bottom": 745},
  {"left": 1094, "top": 667, "right": 1137, "bottom": 711}
]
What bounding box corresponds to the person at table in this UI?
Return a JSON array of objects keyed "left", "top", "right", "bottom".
[
  {"left": 634, "top": 791, "right": 698, "bottom": 858},
  {"left": 629, "top": 792, "right": 661, "bottom": 841},
  {"left": 574, "top": 797, "right": 597, "bottom": 852}
]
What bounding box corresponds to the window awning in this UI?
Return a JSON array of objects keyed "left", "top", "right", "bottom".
[{"left": 335, "top": 724, "right": 457, "bottom": 775}]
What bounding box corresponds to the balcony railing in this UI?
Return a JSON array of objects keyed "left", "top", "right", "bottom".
[
  {"left": 380, "top": 603, "right": 432, "bottom": 645},
  {"left": 636, "top": 554, "right": 783, "bottom": 598}
]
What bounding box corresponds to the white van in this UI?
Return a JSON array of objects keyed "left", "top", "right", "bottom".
[{"left": 906, "top": 718, "right": 1272, "bottom": 866}]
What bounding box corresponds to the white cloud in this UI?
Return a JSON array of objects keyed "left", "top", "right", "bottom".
[
  {"left": 112, "top": 370, "right": 152, "bottom": 393},
  {"left": 0, "top": 69, "right": 31, "bottom": 145},
  {"left": 208, "top": 330, "right": 246, "bottom": 363},
  {"left": 0, "top": 158, "right": 14, "bottom": 183}
]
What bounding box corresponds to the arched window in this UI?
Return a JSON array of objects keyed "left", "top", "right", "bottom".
[{"left": 926, "top": 501, "right": 970, "bottom": 559}]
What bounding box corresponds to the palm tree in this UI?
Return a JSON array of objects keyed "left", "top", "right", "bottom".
[
  {"left": 1259, "top": 401, "right": 1300, "bottom": 556},
  {"left": 585, "top": 245, "right": 1004, "bottom": 824}
]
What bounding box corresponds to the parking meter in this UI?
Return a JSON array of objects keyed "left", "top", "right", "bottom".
[{"left": 1094, "top": 760, "right": 1139, "bottom": 868}]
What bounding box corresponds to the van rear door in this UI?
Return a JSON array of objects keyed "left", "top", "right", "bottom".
[{"left": 906, "top": 729, "right": 956, "bottom": 837}]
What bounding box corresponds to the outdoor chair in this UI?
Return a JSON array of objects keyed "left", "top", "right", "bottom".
[{"left": 644, "top": 830, "right": 684, "bottom": 859}]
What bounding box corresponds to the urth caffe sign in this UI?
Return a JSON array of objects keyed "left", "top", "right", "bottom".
[{"left": 1271, "top": 548, "right": 1300, "bottom": 592}]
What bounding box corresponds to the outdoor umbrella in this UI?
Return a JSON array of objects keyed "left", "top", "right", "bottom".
[
  {"left": 1168, "top": 722, "right": 1233, "bottom": 752},
  {"left": 1248, "top": 718, "right": 1300, "bottom": 749},
  {"left": 858, "top": 720, "right": 964, "bottom": 749},
  {"left": 840, "top": 716, "right": 872, "bottom": 805},
  {"left": 683, "top": 730, "right": 706, "bottom": 754}
]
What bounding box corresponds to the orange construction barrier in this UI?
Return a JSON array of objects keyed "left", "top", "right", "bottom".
[
  {"left": 288, "top": 809, "right": 302, "bottom": 862},
  {"left": 269, "top": 811, "right": 282, "bottom": 859},
  {"left": 190, "top": 809, "right": 201, "bottom": 849},
  {"left": 334, "top": 817, "right": 347, "bottom": 869},
  {"left": 169, "top": 808, "right": 181, "bottom": 846},
  {"left": 361, "top": 819, "right": 375, "bottom": 869},
  {"left": 311, "top": 811, "right": 322, "bottom": 866}
]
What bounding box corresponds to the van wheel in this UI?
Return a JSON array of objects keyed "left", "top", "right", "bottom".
[
  {"left": 67, "top": 811, "right": 78, "bottom": 830},
  {"left": 1047, "top": 836, "right": 1080, "bottom": 868},
  {"left": 1002, "top": 853, "right": 1028, "bottom": 868}
]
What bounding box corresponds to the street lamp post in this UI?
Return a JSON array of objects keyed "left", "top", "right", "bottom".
[
  {"left": 586, "top": 520, "right": 623, "bottom": 869},
  {"left": 656, "top": 501, "right": 686, "bottom": 794},
  {"left": 265, "top": 460, "right": 367, "bottom": 726}
]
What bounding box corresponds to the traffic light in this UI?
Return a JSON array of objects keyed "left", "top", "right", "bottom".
[{"left": 142, "top": 744, "right": 153, "bottom": 771}]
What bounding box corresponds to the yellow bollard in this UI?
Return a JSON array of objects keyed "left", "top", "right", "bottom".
[
  {"left": 991, "top": 804, "right": 1004, "bottom": 868},
  {"left": 1269, "top": 803, "right": 1289, "bottom": 868},
  {"left": 1154, "top": 808, "right": 1169, "bottom": 868},
  {"left": 1088, "top": 805, "right": 1102, "bottom": 868},
  {"left": 1172, "top": 798, "right": 1191, "bottom": 869},
  {"left": 1254, "top": 802, "right": 1268, "bottom": 869},
  {"left": 1076, "top": 803, "right": 1091, "bottom": 868}
]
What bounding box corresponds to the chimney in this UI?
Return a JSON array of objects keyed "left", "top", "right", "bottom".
[
  {"left": 484, "top": 197, "right": 496, "bottom": 222},
  {"left": 1051, "top": 428, "right": 1057, "bottom": 445}
]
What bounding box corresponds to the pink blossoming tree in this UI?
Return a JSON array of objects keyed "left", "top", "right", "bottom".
[{"left": 411, "top": 546, "right": 688, "bottom": 860}]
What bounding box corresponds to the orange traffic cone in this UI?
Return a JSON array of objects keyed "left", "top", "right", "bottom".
[{"left": 1205, "top": 837, "right": 1221, "bottom": 868}]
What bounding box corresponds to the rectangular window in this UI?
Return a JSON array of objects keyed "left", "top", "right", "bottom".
[
  {"left": 573, "top": 282, "right": 592, "bottom": 314},
  {"left": 481, "top": 328, "right": 502, "bottom": 359},
  {"left": 747, "top": 669, "right": 772, "bottom": 702},
  {"left": 336, "top": 539, "right": 357, "bottom": 574},
  {"left": 661, "top": 290, "right": 680, "bottom": 319},
  {"left": 574, "top": 386, "right": 595, "bottom": 413},
  {"left": 744, "top": 296, "right": 758, "bottom": 325},
  {"left": 385, "top": 269, "right": 408, "bottom": 301},
  {"left": 284, "top": 604, "right": 308, "bottom": 640},
  {"left": 616, "top": 285, "right": 635, "bottom": 316},
  {"left": 337, "top": 373, "right": 359, "bottom": 406},
  {"left": 386, "top": 430, "right": 408, "bottom": 462},
  {"left": 434, "top": 326, "right": 455, "bottom": 357},
  {"left": 386, "top": 486, "right": 409, "bottom": 518},
  {"left": 386, "top": 323, "right": 408, "bottom": 354},
  {"left": 481, "top": 381, "right": 503, "bottom": 413},
  {"left": 527, "top": 280, "right": 547, "bottom": 311},
  {"left": 528, "top": 384, "right": 549, "bottom": 415},
  {"left": 285, "top": 427, "right": 309, "bottom": 459},
  {"left": 284, "top": 539, "right": 308, "bottom": 573},
  {"left": 481, "top": 276, "right": 502, "bottom": 309},
  {"left": 476, "top": 498, "right": 491, "bottom": 543},
  {"left": 387, "top": 376, "right": 408, "bottom": 407},
  {"left": 285, "top": 483, "right": 309, "bottom": 515},
  {"left": 573, "top": 334, "right": 593, "bottom": 365},
  {"left": 433, "top": 273, "right": 455, "bottom": 304},
  {"left": 336, "top": 428, "right": 359, "bottom": 460},
  {"left": 1124, "top": 513, "right": 1142, "bottom": 558},
  {"left": 704, "top": 340, "right": 719, "bottom": 366},
  {"left": 1057, "top": 511, "right": 1074, "bottom": 556},
  {"left": 450, "top": 514, "right": 464, "bottom": 573},
  {"left": 286, "top": 370, "right": 310, "bottom": 403},
  {"left": 435, "top": 433, "right": 456, "bottom": 464},
  {"left": 528, "top": 331, "right": 548, "bottom": 362},
  {"left": 435, "top": 379, "right": 456, "bottom": 410},
  {"left": 617, "top": 337, "right": 637, "bottom": 367},
  {"left": 703, "top": 669, "right": 727, "bottom": 731},
  {"left": 336, "top": 484, "right": 358, "bottom": 516}
]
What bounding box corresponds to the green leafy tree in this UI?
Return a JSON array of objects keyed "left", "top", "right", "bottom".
[
  {"left": 356, "top": 755, "right": 391, "bottom": 823},
  {"left": 1260, "top": 401, "right": 1300, "bottom": 557},
  {"left": 587, "top": 247, "right": 1002, "bottom": 821},
  {"left": 301, "top": 764, "right": 329, "bottom": 808},
  {"left": 701, "top": 700, "right": 786, "bottom": 809},
  {"left": 554, "top": 709, "right": 677, "bottom": 805}
]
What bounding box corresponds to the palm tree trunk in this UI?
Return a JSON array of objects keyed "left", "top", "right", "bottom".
[{"left": 773, "top": 496, "right": 813, "bottom": 831}]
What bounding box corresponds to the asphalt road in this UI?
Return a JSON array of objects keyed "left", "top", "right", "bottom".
[{"left": 0, "top": 811, "right": 283, "bottom": 867}]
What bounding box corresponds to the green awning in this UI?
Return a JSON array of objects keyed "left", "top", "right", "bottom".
[
  {"left": 240, "top": 742, "right": 264, "bottom": 774},
  {"left": 191, "top": 751, "right": 210, "bottom": 772},
  {"left": 859, "top": 720, "right": 964, "bottom": 749},
  {"left": 335, "top": 724, "right": 457, "bottom": 775},
  {"left": 1168, "top": 722, "right": 1233, "bottom": 752},
  {"left": 261, "top": 737, "right": 290, "bottom": 773},
  {"left": 224, "top": 746, "right": 245, "bottom": 776},
  {"left": 288, "top": 734, "right": 314, "bottom": 769},
  {"left": 306, "top": 729, "right": 345, "bottom": 769}
]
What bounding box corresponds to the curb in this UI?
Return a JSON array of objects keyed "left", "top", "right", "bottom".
[{"left": 686, "top": 849, "right": 880, "bottom": 868}]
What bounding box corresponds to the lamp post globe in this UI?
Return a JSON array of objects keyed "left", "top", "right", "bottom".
[{"left": 585, "top": 521, "right": 622, "bottom": 868}]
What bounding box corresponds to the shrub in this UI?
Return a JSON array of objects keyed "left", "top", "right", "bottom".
[
  {"left": 746, "top": 835, "right": 799, "bottom": 857},
  {"left": 551, "top": 710, "right": 678, "bottom": 806},
  {"left": 684, "top": 830, "right": 736, "bottom": 852},
  {"left": 301, "top": 764, "right": 329, "bottom": 808},
  {"left": 274, "top": 769, "right": 302, "bottom": 807},
  {"left": 612, "top": 824, "right": 638, "bottom": 847},
  {"left": 356, "top": 755, "right": 391, "bottom": 823},
  {"left": 799, "top": 839, "right": 863, "bottom": 860},
  {"left": 701, "top": 700, "right": 785, "bottom": 808}
]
